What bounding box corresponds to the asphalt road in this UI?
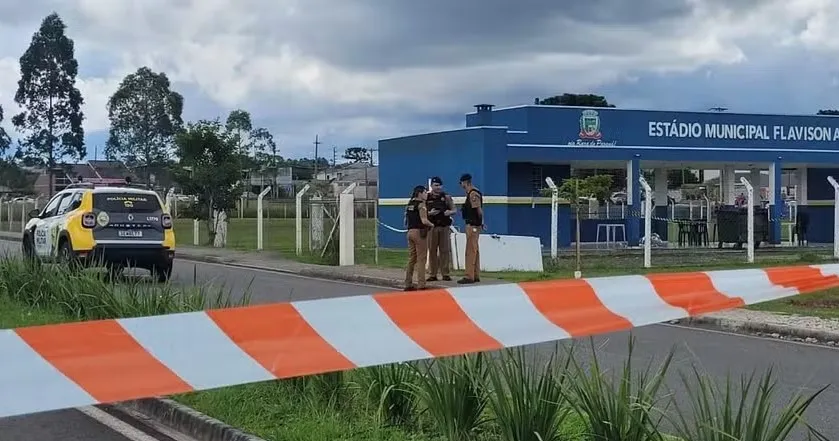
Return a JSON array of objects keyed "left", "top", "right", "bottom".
[{"left": 0, "top": 240, "right": 838, "bottom": 440}]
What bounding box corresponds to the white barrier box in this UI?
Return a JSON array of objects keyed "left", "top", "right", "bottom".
[{"left": 449, "top": 233, "right": 544, "bottom": 272}]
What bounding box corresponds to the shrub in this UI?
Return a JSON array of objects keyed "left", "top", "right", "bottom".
[
  {"left": 411, "top": 354, "right": 490, "bottom": 441},
  {"left": 565, "top": 337, "right": 672, "bottom": 441},
  {"left": 670, "top": 365, "right": 830, "bottom": 441},
  {"left": 355, "top": 363, "right": 420, "bottom": 427},
  {"left": 485, "top": 346, "right": 573, "bottom": 441},
  {"left": 0, "top": 256, "right": 248, "bottom": 321}
]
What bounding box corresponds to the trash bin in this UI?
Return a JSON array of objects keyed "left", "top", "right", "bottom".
[
  {"left": 754, "top": 207, "right": 769, "bottom": 245},
  {"left": 715, "top": 206, "right": 744, "bottom": 248},
  {"left": 715, "top": 206, "right": 768, "bottom": 249}
]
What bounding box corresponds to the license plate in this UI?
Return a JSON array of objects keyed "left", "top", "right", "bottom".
[{"left": 118, "top": 230, "right": 143, "bottom": 238}]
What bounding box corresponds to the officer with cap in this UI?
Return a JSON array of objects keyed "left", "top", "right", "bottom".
[
  {"left": 458, "top": 173, "right": 483, "bottom": 284},
  {"left": 426, "top": 176, "right": 455, "bottom": 281},
  {"left": 404, "top": 185, "right": 434, "bottom": 290}
]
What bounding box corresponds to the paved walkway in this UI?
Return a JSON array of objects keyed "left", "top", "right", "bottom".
[{"left": 172, "top": 244, "right": 508, "bottom": 290}]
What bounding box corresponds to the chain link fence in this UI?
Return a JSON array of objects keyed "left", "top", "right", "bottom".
[
  {"left": 561, "top": 198, "right": 813, "bottom": 273},
  {"left": 0, "top": 198, "right": 42, "bottom": 234},
  {"left": 171, "top": 196, "right": 385, "bottom": 265}
]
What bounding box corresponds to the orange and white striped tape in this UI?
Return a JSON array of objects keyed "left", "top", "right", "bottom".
[{"left": 1, "top": 264, "right": 838, "bottom": 419}]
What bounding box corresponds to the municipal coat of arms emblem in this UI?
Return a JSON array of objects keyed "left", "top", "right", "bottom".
[{"left": 579, "top": 109, "right": 602, "bottom": 140}]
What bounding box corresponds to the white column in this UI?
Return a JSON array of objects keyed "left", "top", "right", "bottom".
[
  {"left": 654, "top": 168, "right": 667, "bottom": 207},
  {"left": 626, "top": 161, "right": 635, "bottom": 206},
  {"left": 338, "top": 183, "right": 358, "bottom": 266},
  {"left": 798, "top": 167, "right": 808, "bottom": 205},
  {"left": 768, "top": 163, "right": 778, "bottom": 206},
  {"left": 740, "top": 177, "right": 755, "bottom": 263},
  {"left": 723, "top": 166, "right": 736, "bottom": 205}
]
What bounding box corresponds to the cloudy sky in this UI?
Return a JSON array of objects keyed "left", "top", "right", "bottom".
[{"left": 0, "top": 0, "right": 838, "bottom": 162}]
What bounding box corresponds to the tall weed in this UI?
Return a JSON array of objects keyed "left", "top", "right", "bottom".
[
  {"left": 485, "top": 346, "right": 573, "bottom": 441},
  {"left": 670, "top": 365, "right": 829, "bottom": 441},
  {"left": 355, "top": 363, "right": 420, "bottom": 427},
  {"left": 411, "top": 353, "right": 490, "bottom": 441},
  {"left": 566, "top": 337, "right": 671, "bottom": 441},
  {"left": 0, "top": 257, "right": 248, "bottom": 321}
]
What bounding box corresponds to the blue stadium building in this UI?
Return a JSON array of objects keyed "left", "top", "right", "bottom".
[{"left": 377, "top": 104, "right": 839, "bottom": 249}]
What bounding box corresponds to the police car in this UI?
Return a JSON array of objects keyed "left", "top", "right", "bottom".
[{"left": 21, "top": 178, "right": 176, "bottom": 282}]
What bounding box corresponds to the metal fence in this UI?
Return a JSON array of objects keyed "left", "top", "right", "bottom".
[
  {"left": 3, "top": 191, "right": 811, "bottom": 272},
  {"left": 0, "top": 199, "right": 43, "bottom": 234}
]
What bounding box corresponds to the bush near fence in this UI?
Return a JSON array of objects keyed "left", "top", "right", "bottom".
[{"left": 0, "top": 258, "right": 828, "bottom": 441}]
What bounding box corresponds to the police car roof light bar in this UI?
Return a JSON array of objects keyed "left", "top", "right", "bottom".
[{"left": 65, "top": 178, "right": 151, "bottom": 190}]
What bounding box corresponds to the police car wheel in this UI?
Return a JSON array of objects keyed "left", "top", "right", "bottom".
[
  {"left": 22, "top": 236, "right": 37, "bottom": 262},
  {"left": 58, "top": 240, "right": 79, "bottom": 269}
]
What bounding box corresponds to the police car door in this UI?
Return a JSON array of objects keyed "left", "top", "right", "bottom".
[{"left": 33, "top": 192, "right": 69, "bottom": 257}]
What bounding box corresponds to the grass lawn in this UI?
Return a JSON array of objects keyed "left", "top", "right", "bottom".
[
  {"left": 176, "top": 383, "right": 447, "bottom": 441},
  {"left": 748, "top": 287, "right": 839, "bottom": 319},
  {"left": 176, "top": 382, "right": 590, "bottom": 441},
  {"left": 174, "top": 218, "right": 379, "bottom": 260},
  {"left": 0, "top": 296, "right": 66, "bottom": 328}
]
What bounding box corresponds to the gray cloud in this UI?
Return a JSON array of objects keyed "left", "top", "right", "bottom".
[
  {"left": 0, "top": 0, "right": 835, "bottom": 160},
  {"left": 246, "top": 0, "right": 710, "bottom": 71}
]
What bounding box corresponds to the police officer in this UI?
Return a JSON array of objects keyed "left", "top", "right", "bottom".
[
  {"left": 404, "top": 185, "right": 434, "bottom": 291},
  {"left": 426, "top": 176, "right": 455, "bottom": 281},
  {"left": 458, "top": 174, "right": 483, "bottom": 284}
]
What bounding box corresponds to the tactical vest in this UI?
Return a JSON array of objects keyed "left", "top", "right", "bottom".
[
  {"left": 426, "top": 191, "right": 452, "bottom": 227},
  {"left": 405, "top": 199, "right": 425, "bottom": 229},
  {"left": 461, "top": 189, "right": 483, "bottom": 226}
]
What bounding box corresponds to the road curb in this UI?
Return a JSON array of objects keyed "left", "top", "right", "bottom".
[
  {"left": 118, "top": 398, "right": 265, "bottom": 441},
  {"left": 0, "top": 232, "right": 415, "bottom": 289},
  {"left": 181, "top": 254, "right": 416, "bottom": 289},
  {"left": 677, "top": 315, "right": 839, "bottom": 343}
]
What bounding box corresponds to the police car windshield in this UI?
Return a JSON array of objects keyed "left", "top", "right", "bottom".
[{"left": 93, "top": 192, "right": 161, "bottom": 213}]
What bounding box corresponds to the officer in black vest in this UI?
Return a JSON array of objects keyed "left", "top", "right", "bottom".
[
  {"left": 426, "top": 176, "right": 455, "bottom": 281},
  {"left": 458, "top": 173, "right": 483, "bottom": 284},
  {"left": 404, "top": 185, "right": 434, "bottom": 290}
]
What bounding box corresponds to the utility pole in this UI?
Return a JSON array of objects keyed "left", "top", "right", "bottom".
[
  {"left": 313, "top": 134, "right": 321, "bottom": 179},
  {"left": 332, "top": 146, "right": 337, "bottom": 167}
]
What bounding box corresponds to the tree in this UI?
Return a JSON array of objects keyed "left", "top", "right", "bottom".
[
  {"left": 534, "top": 94, "right": 616, "bottom": 107},
  {"left": 546, "top": 174, "right": 613, "bottom": 274},
  {"left": 0, "top": 160, "right": 33, "bottom": 192},
  {"left": 173, "top": 120, "right": 240, "bottom": 247},
  {"left": 251, "top": 127, "right": 278, "bottom": 167},
  {"left": 105, "top": 66, "right": 184, "bottom": 185},
  {"left": 12, "top": 13, "right": 85, "bottom": 196},
  {"left": 225, "top": 109, "right": 252, "bottom": 156},
  {"left": 817, "top": 110, "right": 839, "bottom": 116},
  {"left": 342, "top": 147, "right": 371, "bottom": 163},
  {"left": 0, "top": 106, "right": 11, "bottom": 157}
]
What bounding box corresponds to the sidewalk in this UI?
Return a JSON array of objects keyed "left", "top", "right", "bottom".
[
  {"left": 3, "top": 230, "right": 839, "bottom": 343},
  {"left": 0, "top": 230, "right": 502, "bottom": 290}
]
